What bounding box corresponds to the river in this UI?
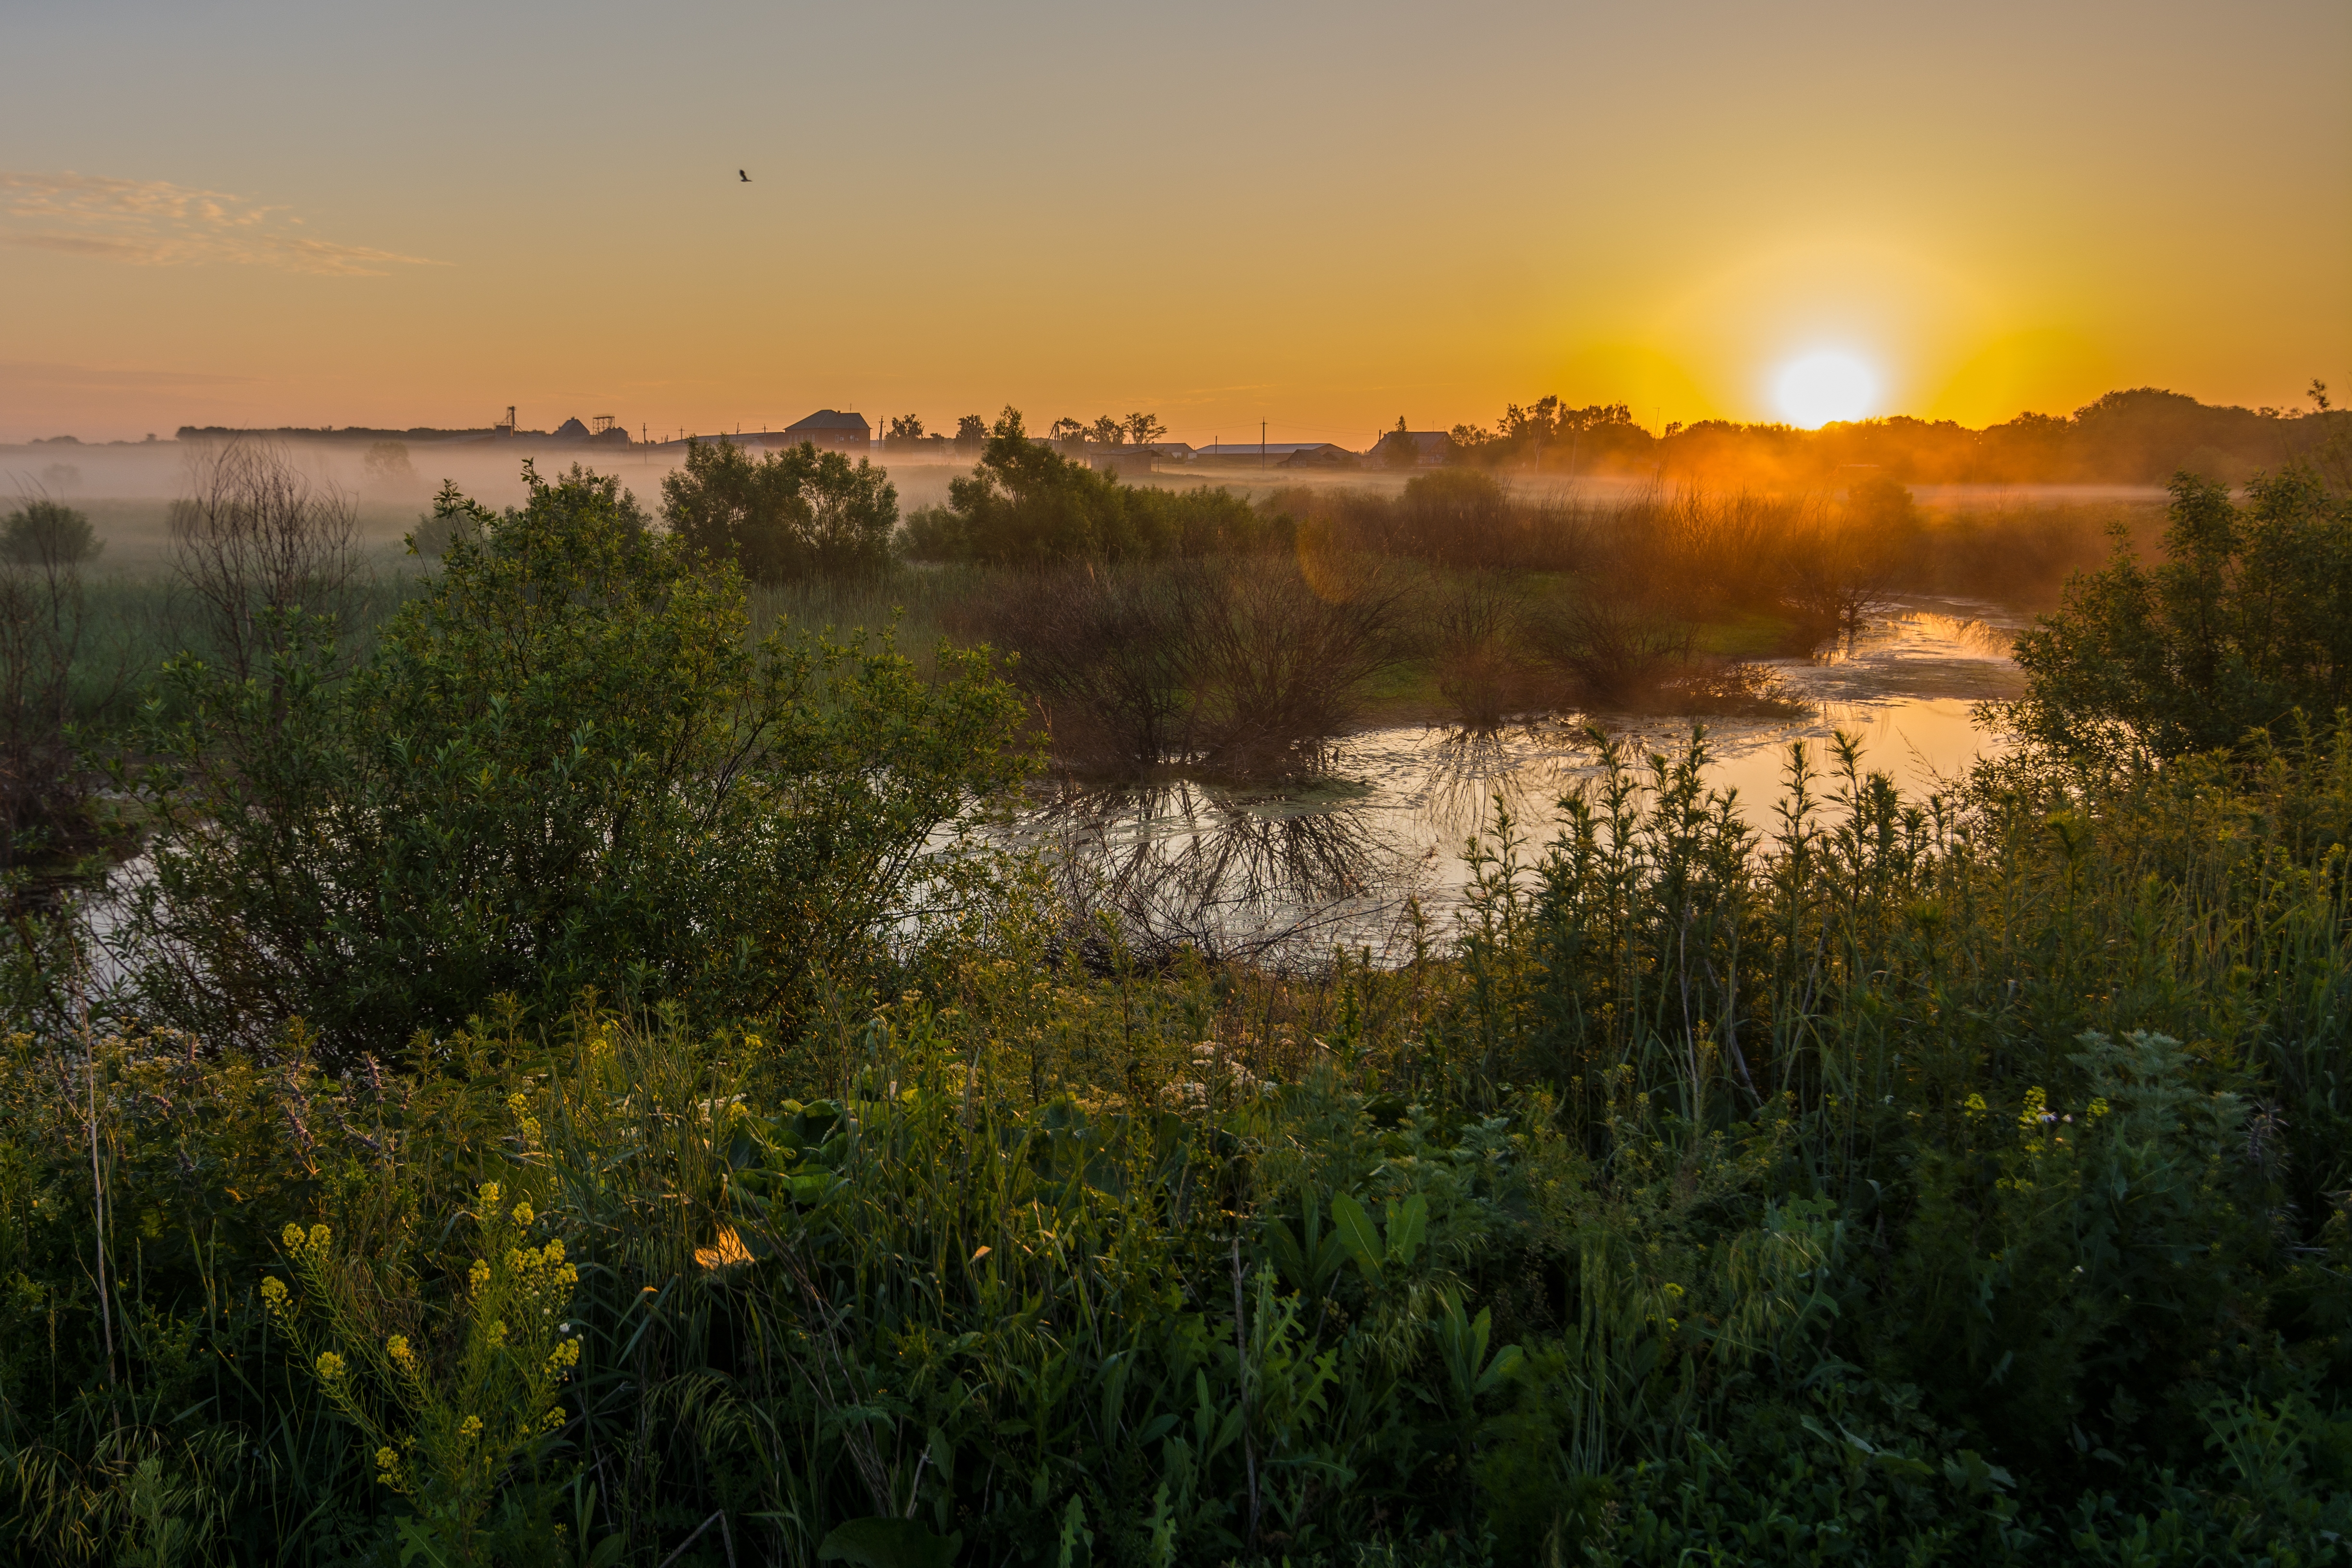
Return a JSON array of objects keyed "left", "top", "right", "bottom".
[{"left": 1021, "top": 597, "right": 2026, "bottom": 964}]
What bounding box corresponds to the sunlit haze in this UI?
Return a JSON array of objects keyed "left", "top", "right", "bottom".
[
  {"left": 4, "top": 0, "right": 2348, "bottom": 444},
  {"left": 1776, "top": 353, "right": 1879, "bottom": 429}
]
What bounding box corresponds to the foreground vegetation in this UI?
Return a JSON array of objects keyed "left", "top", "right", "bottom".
[{"left": 3, "top": 441, "right": 2351, "bottom": 1562}]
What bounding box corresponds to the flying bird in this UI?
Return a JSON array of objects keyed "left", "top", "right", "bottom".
[{"left": 739, "top": 169, "right": 750, "bottom": 182}]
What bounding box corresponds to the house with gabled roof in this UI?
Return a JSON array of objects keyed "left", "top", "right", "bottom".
[{"left": 784, "top": 410, "right": 872, "bottom": 453}]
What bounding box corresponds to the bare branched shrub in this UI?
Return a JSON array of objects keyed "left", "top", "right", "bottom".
[
  {"left": 1525, "top": 564, "right": 1694, "bottom": 706},
  {"left": 971, "top": 562, "right": 1208, "bottom": 770},
  {"left": 169, "top": 439, "right": 365, "bottom": 682},
  {"left": 1433, "top": 572, "right": 1533, "bottom": 728},
  {"left": 1781, "top": 479, "right": 1917, "bottom": 650},
  {"left": 1193, "top": 555, "right": 1408, "bottom": 773}
]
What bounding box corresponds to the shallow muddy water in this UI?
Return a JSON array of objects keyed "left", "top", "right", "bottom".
[{"left": 1025, "top": 598, "right": 2027, "bottom": 963}]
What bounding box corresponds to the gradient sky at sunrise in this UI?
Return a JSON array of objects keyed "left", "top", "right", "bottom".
[{"left": 3, "top": 0, "right": 2347, "bottom": 445}]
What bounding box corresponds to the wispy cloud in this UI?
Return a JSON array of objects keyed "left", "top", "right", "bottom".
[{"left": 0, "top": 171, "right": 444, "bottom": 277}]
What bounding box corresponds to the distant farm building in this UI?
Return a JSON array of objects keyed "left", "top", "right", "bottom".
[
  {"left": 1372, "top": 431, "right": 1451, "bottom": 466},
  {"left": 1085, "top": 447, "right": 1157, "bottom": 478},
  {"left": 1194, "top": 441, "right": 1359, "bottom": 468},
  {"left": 548, "top": 416, "right": 634, "bottom": 446},
  {"left": 785, "top": 410, "right": 873, "bottom": 453}
]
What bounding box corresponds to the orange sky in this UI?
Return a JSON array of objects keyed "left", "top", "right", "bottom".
[{"left": 4, "top": 0, "right": 2347, "bottom": 446}]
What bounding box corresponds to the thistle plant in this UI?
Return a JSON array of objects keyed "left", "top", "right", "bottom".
[{"left": 263, "top": 1179, "right": 584, "bottom": 1562}]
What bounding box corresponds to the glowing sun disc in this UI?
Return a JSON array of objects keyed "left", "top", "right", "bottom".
[{"left": 1776, "top": 352, "right": 1877, "bottom": 428}]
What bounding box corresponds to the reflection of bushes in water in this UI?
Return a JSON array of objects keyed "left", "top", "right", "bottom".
[
  {"left": 1652, "top": 659, "right": 1810, "bottom": 718},
  {"left": 1037, "top": 781, "right": 1407, "bottom": 966},
  {"left": 974, "top": 554, "right": 1406, "bottom": 777}
]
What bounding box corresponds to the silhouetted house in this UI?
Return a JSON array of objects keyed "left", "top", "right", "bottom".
[
  {"left": 1085, "top": 447, "right": 1155, "bottom": 478},
  {"left": 1372, "top": 431, "right": 1451, "bottom": 466},
  {"left": 1194, "top": 442, "right": 1360, "bottom": 468},
  {"left": 552, "top": 417, "right": 593, "bottom": 441},
  {"left": 785, "top": 410, "right": 872, "bottom": 453}
]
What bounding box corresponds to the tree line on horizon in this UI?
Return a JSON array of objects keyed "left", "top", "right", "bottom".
[
  {"left": 139, "top": 382, "right": 2347, "bottom": 491},
  {"left": 1436, "top": 381, "right": 2349, "bottom": 487}
]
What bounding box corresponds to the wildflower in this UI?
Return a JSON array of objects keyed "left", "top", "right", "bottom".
[
  {"left": 281, "top": 1222, "right": 306, "bottom": 1250},
  {"left": 479, "top": 1182, "right": 501, "bottom": 1207},
  {"left": 388, "top": 1335, "right": 415, "bottom": 1372},
  {"left": 2018, "top": 1087, "right": 2048, "bottom": 1132},
  {"left": 1963, "top": 1093, "right": 1988, "bottom": 1118},
  {"left": 542, "top": 1238, "right": 565, "bottom": 1266},
  {"left": 308, "top": 1224, "right": 331, "bottom": 1251},
  {"left": 2088, "top": 1096, "right": 2111, "bottom": 1120},
  {"left": 459, "top": 1414, "right": 483, "bottom": 1440},
  {"left": 547, "top": 1338, "right": 581, "bottom": 1372},
  {"left": 511, "top": 1201, "right": 534, "bottom": 1227},
  {"left": 1663, "top": 1282, "right": 1686, "bottom": 1299},
  {"left": 695, "top": 1226, "right": 753, "bottom": 1270},
  {"left": 260, "top": 1276, "right": 288, "bottom": 1310},
  {"left": 470, "top": 1258, "right": 491, "bottom": 1292},
  {"left": 544, "top": 1406, "right": 567, "bottom": 1431},
  {"left": 374, "top": 1447, "right": 401, "bottom": 1487},
  {"left": 316, "top": 1351, "right": 346, "bottom": 1381}
]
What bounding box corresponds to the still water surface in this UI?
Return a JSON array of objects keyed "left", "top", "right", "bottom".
[{"left": 1025, "top": 599, "right": 2026, "bottom": 962}]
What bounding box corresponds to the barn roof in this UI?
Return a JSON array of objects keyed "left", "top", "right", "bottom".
[{"left": 785, "top": 409, "right": 872, "bottom": 434}]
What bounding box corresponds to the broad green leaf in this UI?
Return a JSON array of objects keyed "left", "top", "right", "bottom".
[
  {"left": 1385, "top": 1193, "right": 1428, "bottom": 1266},
  {"left": 1331, "top": 1193, "right": 1384, "bottom": 1279}
]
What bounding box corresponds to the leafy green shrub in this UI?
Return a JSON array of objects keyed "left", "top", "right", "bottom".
[
  {"left": 2006, "top": 467, "right": 2352, "bottom": 765},
  {"left": 661, "top": 438, "right": 898, "bottom": 582},
  {"left": 127, "top": 461, "right": 1033, "bottom": 1058},
  {"left": 905, "top": 408, "right": 1275, "bottom": 566}
]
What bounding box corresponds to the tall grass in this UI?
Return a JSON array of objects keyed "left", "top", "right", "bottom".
[{"left": 7, "top": 715, "right": 2352, "bottom": 1562}]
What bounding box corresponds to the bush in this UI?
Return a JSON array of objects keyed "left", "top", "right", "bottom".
[
  {"left": 906, "top": 408, "right": 1278, "bottom": 566},
  {"left": 660, "top": 437, "right": 897, "bottom": 582},
  {"left": 2005, "top": 467, "right": 2352, "bottom": 765},
  {"left": 124, "top": 461, "right": 1032, "bottom": 1059},
  {"left": 0, "top": 499, "right": 107, "bottom": 869}
]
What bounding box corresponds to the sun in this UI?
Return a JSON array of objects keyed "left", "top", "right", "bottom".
[{"left": 1774, "top": 351, "right": 1878, "bottom": 428}]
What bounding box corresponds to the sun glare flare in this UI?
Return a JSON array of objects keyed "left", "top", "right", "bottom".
[{"left": 1775, "top": 352, "right": 1878, "bottom": 428}]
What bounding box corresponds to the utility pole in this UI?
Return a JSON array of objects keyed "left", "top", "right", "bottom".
[{"left": 1260, "top": 420, "right": 1266, "bottom": 470}]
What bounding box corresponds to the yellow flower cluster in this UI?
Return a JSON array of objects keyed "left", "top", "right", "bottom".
[
  {"left": 546, "top": 1337, "right": 582, "bottom": 1374},
  {"left": 2088, "top": 1096, "right": 2111, "bottom": 1120},
  {"left": 374, "top": 1446, "right": 404, "bottom": 1490},
  {"left": 259, "top": 1275, "right": 288, "bottom": 1314},
  {"left": 510, "top": 1201, "right": 534, "bottom": 1227},
  {"left": 281, "top": 1222, "right": 332, "bottom": 1256},
  {"left": 388, "top": 1334, "right": 416, "bottom": 1374},
  {"left": 470, "top": 1258, "right": 491, "bottom": 1292},
  {"left": 459, "top": 1414, "right": 483, "bottom": 1440},
  {"left": 544, "top": 1405, "right": 567, "bottom": 1431},
  {"left": 316, "top": 1351, "right": 346, "bottom": 1381},
  {"left": 507, "top": 1091, "right": 543, "bottom": 1145},
  {"left": 2017, "top": 1087, "right": 2050, "bottom": 1132},
  {"left": 479, "top": 1182, "right": 502, "bottom": 1208},
  {"left": 1963, "top": 1093, "right": 1988, "bottom": 1118},
  {"left": 505, "top": 1238, "right": 580, "bottom": 1292}
]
